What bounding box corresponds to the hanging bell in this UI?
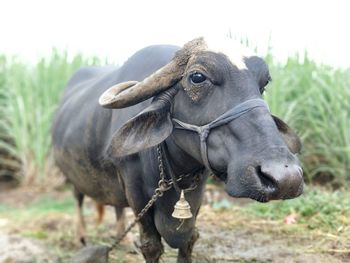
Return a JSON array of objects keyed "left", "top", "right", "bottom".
[{"left": 172, "top": 190, "right": 193, "bottom": 219}]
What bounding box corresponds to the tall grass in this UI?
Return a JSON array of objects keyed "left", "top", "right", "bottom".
[
  {"left": 0, "top": 51, "right": 100, "bottom": 184},
  {"left": 265, "top": 53, "right": 350, "bottom": 185},
  {"left": 0, "top": 49, "right": 349, "bottom": 187},
  {"left": 0, "top": 56, "right": 21, "bottom": 183}
]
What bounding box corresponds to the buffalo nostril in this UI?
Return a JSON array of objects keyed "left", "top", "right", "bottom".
[
  {"left": 259, "top": 163, "right": 304, "bottom": 199},
  {"left": 255, "top": 165, "right": 277, "bottom": 189}
]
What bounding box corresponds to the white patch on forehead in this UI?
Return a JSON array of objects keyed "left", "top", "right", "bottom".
[{"left": 203, "top": 37, "right": 253, "bottom": 70}]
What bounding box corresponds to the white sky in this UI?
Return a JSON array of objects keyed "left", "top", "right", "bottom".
[{"left": 0, "top": 0, "right": 349, "bottom": 68}]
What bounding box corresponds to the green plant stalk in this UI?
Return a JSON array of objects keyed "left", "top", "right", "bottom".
[{"left": 0, "top": 50, "right": 101, "bottom": 183}]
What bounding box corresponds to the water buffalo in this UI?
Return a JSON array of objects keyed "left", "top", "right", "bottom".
[{"left": 52, "top": 37, "right": 303, "bottom": 262}]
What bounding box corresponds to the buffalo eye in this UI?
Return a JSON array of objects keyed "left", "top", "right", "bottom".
[{"left": 190, "top": 72, "right": 207, "bottom": 84}]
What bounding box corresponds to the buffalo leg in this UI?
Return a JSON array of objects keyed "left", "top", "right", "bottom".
[
  {"left": 95, "top": 202, "right": 105, "bottom": 224},
  {"left": 139, "top": 216, "right": 164, "bottom": 263},
  {"left": 115, "top": 206, "right": 126, "bottom": 239},
  {"left": 177, "top": 228, "right": 199, "bottom": 263},
  {"left": 73, "top": 187, "right": 86, "bottom": 245}
]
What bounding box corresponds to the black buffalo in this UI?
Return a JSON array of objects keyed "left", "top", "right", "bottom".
[{"left": 52, "top": 38, "right": 303, "bottom": 263}]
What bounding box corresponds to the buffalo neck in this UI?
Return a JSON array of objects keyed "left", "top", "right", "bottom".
[{"left": 163, "top": 136, "right": 203, "bottom": 178}]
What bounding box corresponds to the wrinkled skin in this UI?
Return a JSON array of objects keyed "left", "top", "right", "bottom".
[{"left": 52, "top": 39, "right": 303, "bottom": 263}]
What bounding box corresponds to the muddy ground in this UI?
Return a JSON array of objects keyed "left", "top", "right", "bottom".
[{"left": 0, "top": 187, "right": 348, "bottom": 263}]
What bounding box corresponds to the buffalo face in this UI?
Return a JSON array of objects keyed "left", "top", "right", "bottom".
[{"left": 99, "top": 37, "right": 304, "bottom": 202}]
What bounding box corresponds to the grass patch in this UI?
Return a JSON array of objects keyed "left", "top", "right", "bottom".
[
  {"left": 0, "top": 195, "right": 75, "bottom": 217},
  {"left": 22, "top": 230, "right": 49, "bottom": 239},
  {"left": 243, "top": 186, "right": 350, "bottom": 236},
  {"left": 29, "top": 196, "right": 75, "bottom": 214}
]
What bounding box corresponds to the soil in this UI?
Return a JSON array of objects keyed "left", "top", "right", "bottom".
[{"left": 0, "top": 186, "right": 348, "bottom": 263}]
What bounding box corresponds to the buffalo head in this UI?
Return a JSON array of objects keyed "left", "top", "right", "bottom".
[{"left": 99, "top": 37, "right": 303, "bottom": 202}]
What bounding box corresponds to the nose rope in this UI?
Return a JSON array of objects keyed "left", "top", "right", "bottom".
[{"left": 172, "top": 98, "right": 269, "bottom": 176}]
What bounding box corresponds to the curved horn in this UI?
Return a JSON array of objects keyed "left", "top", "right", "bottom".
[
  {"left": 99, "top": 37, "right": 207, "bottom": 109},
  {"left": 99, "top": 81, "right": 139, "bottom": 108}
]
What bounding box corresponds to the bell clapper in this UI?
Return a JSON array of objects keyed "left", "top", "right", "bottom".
[{"left": 176, "top": 219, "right": 185, "bottom": 230}]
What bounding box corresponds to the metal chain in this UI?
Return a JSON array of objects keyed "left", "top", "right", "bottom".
[
  {"left": 157, "top": 144, "right": 166, "bottom": 181},
  {"left": 157, "top": 144, "right": 196, "bottom": 190},
  {"left": 108, "top": 145, "right": 199, "bottom": 253},
  {"left": 108, "top": 145, "right": 172, "bottom": 252}
]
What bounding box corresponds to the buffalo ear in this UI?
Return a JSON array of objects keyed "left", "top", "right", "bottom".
[
  {"left": 107, "top": 101, "right": 173, "bottom": 157},
  {"left": 272, "top": 115, "right": 302, "bottom": 154}
]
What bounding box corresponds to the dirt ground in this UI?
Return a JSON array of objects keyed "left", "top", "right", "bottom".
[{"left": 0, "top": 187, "right": 349, "bottom": 263}]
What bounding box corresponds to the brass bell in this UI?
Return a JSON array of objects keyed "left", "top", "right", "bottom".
[{"left": 172, "top": 190, "right": 192, "bottom": 219}]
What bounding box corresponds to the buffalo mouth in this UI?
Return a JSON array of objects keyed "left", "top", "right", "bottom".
[
  {"left": 224, "top": 163, "right": 304, "bottom": 202},
  {"left": 213, "top": 170, "right": 228, "bottom": 183}
]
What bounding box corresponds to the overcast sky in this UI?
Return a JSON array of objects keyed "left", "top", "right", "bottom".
[{"left": 0, "top": 0, "right": 348, "bottom": 68}]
